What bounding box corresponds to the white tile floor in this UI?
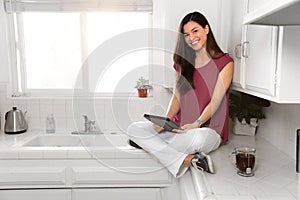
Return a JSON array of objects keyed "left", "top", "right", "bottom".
[{"left": 204, "top": 133, "right": 299, "bottom": 200}]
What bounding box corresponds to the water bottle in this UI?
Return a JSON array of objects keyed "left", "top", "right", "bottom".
[{"left": 46, "top": 114, "right": 55, "bottom": 133}]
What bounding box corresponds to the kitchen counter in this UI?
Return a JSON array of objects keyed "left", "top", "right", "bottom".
[
  {"left": 204, "top": 133, "right": 299, "bottom": 200},
  {"left": 0, "top": 130, "right": 37, "bottom": 149},
  {"left": 0, "top": 130, "right": 174, "bottom": 198},
  {"left": 0, "top": 130, "right": 299, "bottom": 200},
  {"left": 0, "top": 130, "right": 150, "bottom": 160}
]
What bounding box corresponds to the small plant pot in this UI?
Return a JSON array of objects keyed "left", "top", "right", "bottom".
[
  {"left": 138, "top": 89, "right": 148, "bottom": 98},
  {"left": 233, "top": 118, "right": 258, "bottom": 136}
]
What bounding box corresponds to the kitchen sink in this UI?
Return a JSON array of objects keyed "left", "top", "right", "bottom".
[
  {"left": 22, "top": 135, "right": 84, "bottom": 147},
  {"left": 21, "top": 133, "right": 129, "bottom": 147}
]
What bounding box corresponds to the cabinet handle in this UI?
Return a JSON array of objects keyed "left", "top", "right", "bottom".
[
  {"left": 234, "top": 44, "right": 242, "bottom": 59},
  {"left": 242, "top": 41, "right": 250, "bottom": 58}
]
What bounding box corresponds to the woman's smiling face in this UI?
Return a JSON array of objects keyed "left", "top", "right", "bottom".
[{"left": 183, "top": 21, "right": 209, "bottom": 52}]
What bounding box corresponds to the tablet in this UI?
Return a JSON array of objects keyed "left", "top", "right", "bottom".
[{"left": 144, "top": 114, "right": 182, "bottom": 131}]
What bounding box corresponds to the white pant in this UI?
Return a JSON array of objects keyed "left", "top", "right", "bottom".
[{"left": 127, "top": 121, "right": 221, "bottom": 178}]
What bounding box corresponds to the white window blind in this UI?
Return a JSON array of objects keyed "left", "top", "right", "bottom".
[{"left": 4, "top": 0, "right": 153, "bottom": 12}]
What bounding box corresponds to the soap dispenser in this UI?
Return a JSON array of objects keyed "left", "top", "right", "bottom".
[{"left": 46, "top": 114, "right": 56, "bottom": 134}]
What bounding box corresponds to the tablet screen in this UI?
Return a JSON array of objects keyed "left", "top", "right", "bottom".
[{"left": 144, "top": 114, "right": 181, "bottom": 131}]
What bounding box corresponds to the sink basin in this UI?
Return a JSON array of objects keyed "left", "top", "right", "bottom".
[
  {"left": 21, "top": 133, "right": 129, "bottom": 147},
  {"left": 22, "top": 135, "right": 83, "bottom": 147},
  {"left": 71, "top": 130, "right": 104, "bottom": 135}
]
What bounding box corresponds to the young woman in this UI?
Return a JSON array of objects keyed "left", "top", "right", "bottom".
[{"left": 127, "top": 11, "right": 234, "bottom": 178}]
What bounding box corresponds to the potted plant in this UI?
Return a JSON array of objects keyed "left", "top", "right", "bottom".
[
  {"left": 135, "top": 76, "right": 152, "bottom": 98},
  {"left": 229, "top": 91, "right": 270, "bottom": 136}
]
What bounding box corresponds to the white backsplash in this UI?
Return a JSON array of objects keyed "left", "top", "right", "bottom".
[
  {"left": 0, "top": 85, "right": 171, "bottom": 133},
  {"left": 257, "top": 102, "right": 299, "bottom": 159}
]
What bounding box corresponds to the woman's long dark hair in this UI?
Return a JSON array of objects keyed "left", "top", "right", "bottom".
[{"left": 173, "top": 11, "right": 224, "bottom": 94}]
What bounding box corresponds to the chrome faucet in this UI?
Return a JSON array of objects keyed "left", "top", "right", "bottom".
[
  {"left": 71, "top": 115, "right": 103, "bottom": 134},
  {"left": 82, "top": 115, "right": 96, "bottom": 132}
]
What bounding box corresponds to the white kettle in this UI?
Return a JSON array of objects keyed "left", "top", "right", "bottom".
[{"left": 4, "top": 106, "right": 28, "bottom": 134}]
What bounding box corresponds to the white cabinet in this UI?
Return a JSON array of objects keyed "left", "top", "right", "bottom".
[
  {"left": 0, "top": 158, "right": 175, "bottom": 199},
  {"left": 0, "top": 166, "right": 67, "bottom": 187},
  {"left": 242, "top": 25, "right": 278, "bottom": 97},
  {"left": 0, "top": 189, "right": 71, "bottom": 200},
  {"left": 72, "top": 188, "right": 161, "bottom": 200},
  {"left": 244, "top": 0, "right": 300, "bottom": 25},
  {"left": 229, "top": 0, "right": 277, "bottom": 95},
  {"left": 70, "top": 166, "right": 171, "bottom": 186},
  {"left": 229, "top": 0, "right": 300, "bottom": 103},
  {"left": 0, "top": 188, "right": 161, "bottom": 200},
  {"left": 247, "top": 0, "right": 278, "bottom": 13}
]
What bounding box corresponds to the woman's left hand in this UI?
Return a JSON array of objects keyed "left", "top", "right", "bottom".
[{"left": 172, "top": 122, "right": 198, "bottom": 134}]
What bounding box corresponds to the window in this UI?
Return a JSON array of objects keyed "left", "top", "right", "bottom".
[
  {"left": 5, "top": 0, "right": 152, "bottom": 97},
  {"left": 23, "top": 13, "right": 82, "bottom": 90}
]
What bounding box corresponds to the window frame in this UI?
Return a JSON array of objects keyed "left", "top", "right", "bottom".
[{"left": 6, "top": 4, "right": 153, "bottom": 98}]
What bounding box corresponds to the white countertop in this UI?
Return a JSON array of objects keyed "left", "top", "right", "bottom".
[
  {"left": 0, "top": 130, "right": 299, "bottom": 199},
  {"left": 0, "top": 130, "right": 149, "bottom": 160},
  {"left": 205, "top": 133, "right": 299, "bottom": 200},
  {"left": 0, "top": 130, "right": 38, "bottom": 148}
]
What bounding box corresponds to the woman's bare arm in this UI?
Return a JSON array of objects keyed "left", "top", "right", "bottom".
[
  {"left": 195, "top": 61, "right": 234, "bottom": 126},
  {"left": 166, "top": 72, "right": 181, "bottom": 119}
]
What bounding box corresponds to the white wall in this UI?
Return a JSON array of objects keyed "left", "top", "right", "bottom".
[
  {"left": 258, "top": 103, "right": 300, "bottom": 159},
  {"left": 0, "top": 1, "right": 10, "bottom": 85},
  {"left": 157, "top": 0, "right": 224, "bottom": 87},
  {"left": 0, "top": 84, "right": 163, "bottom": 133}
]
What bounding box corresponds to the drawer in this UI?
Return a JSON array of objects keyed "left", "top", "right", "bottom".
[
  {"left": 72, "top": 188, "right": 161, "bottom": 200},
  {"left": 71, "top": 166, "right": 171, "bottom": 186},
  {"left": 0, "top": 189, "right": 71, "bottom": 200},
  {"left": 0, "top": 167, "right": 67, "bottom": 186}
]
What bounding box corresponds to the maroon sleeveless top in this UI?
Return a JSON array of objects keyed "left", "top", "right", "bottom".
[{"left": 173, "top": 53, "right": 233, "bottom": 144}]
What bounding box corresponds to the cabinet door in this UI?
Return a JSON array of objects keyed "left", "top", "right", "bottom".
[
  {"left": 242, "top": 25, "right": 278, "bottom": 96},
  {"left": 247, "top": 0, "right": 288, "bottom": 13},
  {"left": 228, "top": 0, "right": 247, "bottom": 88},
  {"left": 0, "top": 167, "right": 67, "bottom": 187},
  {"left": 0, "top": 189, "right": 71, "bottom": 200},
  {"left": 72, "top": 188, "right": 161, "bottom": 200}
]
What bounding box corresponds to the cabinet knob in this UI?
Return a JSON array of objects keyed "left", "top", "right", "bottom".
[
  {"left": 242, "top": 41, "right": 250, "bottom": 58},
  {"left": 235, "top": 44, "right": 242, "bottom": 59}
]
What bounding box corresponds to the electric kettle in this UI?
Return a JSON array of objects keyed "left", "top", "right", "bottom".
[{"left": 4, "top": 106, "right": 28, "bottom": 134}]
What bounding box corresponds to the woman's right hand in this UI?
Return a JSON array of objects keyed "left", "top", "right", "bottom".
[{"left": 153, "top": 124, "right": 164, "bottom": 133}]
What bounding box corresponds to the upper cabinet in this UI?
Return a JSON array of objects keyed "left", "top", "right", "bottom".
[
  {"left": 229, "top": 0, "right": 300, "bottom": 103},
  {"left": 242, "top": 25, "right": 278, "bottom": 97},
  {"left": 244, "top": 0, "right": 300, "bottom": 25}
]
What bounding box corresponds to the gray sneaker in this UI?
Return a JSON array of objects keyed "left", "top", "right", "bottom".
[{"left": 191, "top": 152, "right": 215, "bottom": 174}]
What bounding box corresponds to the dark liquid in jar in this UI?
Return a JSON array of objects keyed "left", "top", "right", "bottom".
[{"left": 236, "top": 153, "right": 255, "bottom": 173}]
